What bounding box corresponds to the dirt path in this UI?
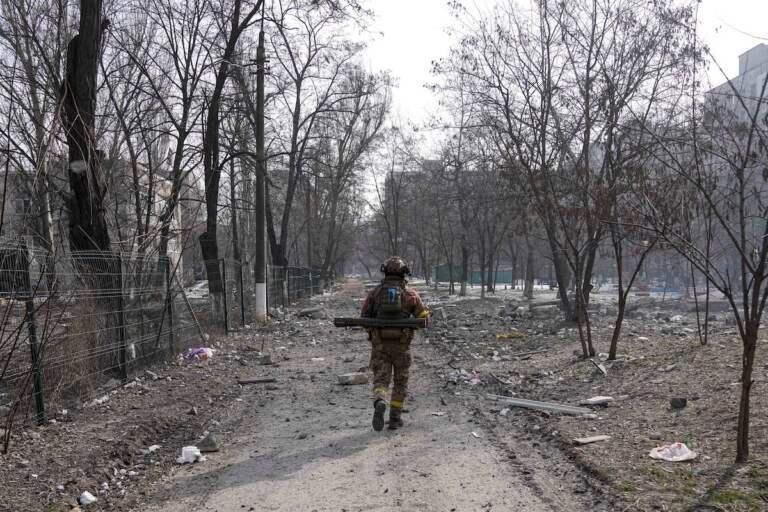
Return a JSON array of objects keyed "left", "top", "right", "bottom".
[{"left": 145, "top": 282, "right": 593, "bottom": 512}]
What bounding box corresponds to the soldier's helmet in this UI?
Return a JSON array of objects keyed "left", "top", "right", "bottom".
[{"left": 381, "top": 256, "right": 410, "bottom": 277}]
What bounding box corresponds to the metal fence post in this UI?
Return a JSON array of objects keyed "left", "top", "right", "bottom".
[
  {"left": 117, "top": 254, "right": 128, "bottom": 383},
  {"left": 221, "top": 259, "right": 229, "bottom": 334}
]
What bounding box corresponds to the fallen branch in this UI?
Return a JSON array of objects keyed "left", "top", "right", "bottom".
[{"left": 508, "top": 348, "right": 547, "bottom": 359}]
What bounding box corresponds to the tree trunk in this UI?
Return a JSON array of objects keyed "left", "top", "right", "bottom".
[
  {"left": 523, "top": 240, "right": 535, "bottom": 299},
  {"left": 62, "top": 2, "right": 127, "bottom": 379},
  {"left": 608, "top": 294, "right": 626, "bottom": 360},
  {"left": 479, "top": 235, "right": 486, "bottom": 299},
  {"left": 736, "top": 325, "right": 758, "bottom": 462},
  {"left": 460, "top": 244, "right": 469, "bottom": 296}
]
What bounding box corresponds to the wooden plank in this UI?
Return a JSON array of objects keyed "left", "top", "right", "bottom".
[{"left": 487, "top": 394, "right": 591, "bottom": 415}]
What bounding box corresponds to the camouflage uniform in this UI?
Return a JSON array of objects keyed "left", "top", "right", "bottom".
[{"left": 360, "top": 280, "right": 428, "bottom": 411}]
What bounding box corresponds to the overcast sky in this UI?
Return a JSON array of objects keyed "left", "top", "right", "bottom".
[{"left": 363, "top": 0, "right": 768, "bottom": 128}]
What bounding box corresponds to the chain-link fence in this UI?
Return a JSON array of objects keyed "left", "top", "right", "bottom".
[
  {"left": 0, "top": 243, "right": 205, "bottom": 446},
  {"left": 0, "top": 247, "right": 330, "bottom": 446},
  {"left": 267, "top": 265, "right": 323, "bottom": 311}
]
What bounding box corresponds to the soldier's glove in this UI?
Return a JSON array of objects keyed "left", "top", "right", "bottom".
[{"left": 418, "top": 309, "right": 431, "bottom": 328}]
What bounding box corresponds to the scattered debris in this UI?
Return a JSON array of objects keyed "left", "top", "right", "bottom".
[
  {"left": 185, "top": 347, "right": 214, "bottom": 361},
  {"left": 79, "top": 491, "right": 97, "bottom": 506},
  {"left": 432, "top": 411, "right": 446, "bottom": 416},
  {"left": 573, "top": 435, "right": 611, "bottom": 445},
  {"left": 508, "top": 348, "right": 547, "bottom": 359},
  {"left": 188, "top": 407, "right": 199, "bottom": 416},
  {"left": 447, "top": 369, "right": 482, "bottom": 385},
  {"left": 257, "top": 354, "right": 273, "bottom": 365},
  {"left": 237, "top": 377, "right": 277, "bottom": 385},
  {"left": 649, "top": 443, "right": 697, "bottom": 462},
  {"left": 487, "top": 394, "right": 591, "bottom": 416},
  {"left": 342, "top": 354, "right": 356, "bottom": 363},
  {"left": 296, "top": 306, "right": 327, "bottom": 319},
  {"left": 590, "top": 359, "right": 608, "bottom": 376},
  {"left": 470, "top": 431, "right": 481, "bottom": 438},
  {"left": 669, "top": 398, "right": 687, "bottom": 410},
  {"left": 88, "top": 395, "right": 110, "bottom": 407},
  {"left": 198, "top": 433, "right": 219, "bottom": 453},
  {"left": 337, "top": 372, "right": 369, "bottom": 385},
  {"left": 177, "top": 446, "right": 206, "bottom": 464},
  {"left": 495, "top": 331, "right": 526, "bottom": 340},
  {"left": 311, "top": 357, "right": 325, "bottom": 362},
  {"left": 141, "top": 445, "right": 161, "bottom": 455},
  {"left": 579, "top": 396, "right": 614, "bottom": 406}
]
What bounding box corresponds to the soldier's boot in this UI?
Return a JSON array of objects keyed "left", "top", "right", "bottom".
[
  {"left": 372, "top": 398, "right": 387, "bottom": 432},
  {"left": 388, "top": 406, "right": 404, "bottom": 430}
]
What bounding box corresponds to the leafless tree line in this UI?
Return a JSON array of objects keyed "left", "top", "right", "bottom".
[{"left": 360, "top": 0, "right": 767, "bottom": 463}]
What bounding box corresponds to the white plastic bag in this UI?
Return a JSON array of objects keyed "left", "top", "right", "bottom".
[
  {"left": 79, "top": 491, "right": 98, "bottom": 506},
  {"left": 177, "top": 446, "right": 206, "bottom": 464},
  {"left": 649, "top": 442, "right": 697, "bottom": 462}
]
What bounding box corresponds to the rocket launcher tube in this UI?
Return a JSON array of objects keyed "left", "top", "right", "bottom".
[{"left": 333, "top": 317, "right": 428, "bottom": 329}]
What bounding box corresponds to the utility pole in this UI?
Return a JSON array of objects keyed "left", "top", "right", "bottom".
[{"left": 254, "top": 27, "right": 267, "bottom": 322}]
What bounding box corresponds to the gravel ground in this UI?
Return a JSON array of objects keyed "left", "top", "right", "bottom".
[{"left": 3, "top": 279, "right": 765, "bottom": 511}]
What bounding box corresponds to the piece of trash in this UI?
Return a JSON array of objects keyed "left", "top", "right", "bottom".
[
  {"left": 432, "top": 411, "right": 446, "bottom": 416},
  {"left": 590, "top": 359, "right": 608, "bottom": 376},
  {"left": 649, "top": 442, "right": 697, "bottom": 462},
  {"left": 670, "top": 397, "right": 687, "bottom": 410},
  {"left": 495, "top": 332, "right": 526, "bottom": 341},
  {"left": 88, "top": 395, "right": 110, "bottom": 407},
  {"left": 573, "top": 435, "right": 611, "bottom": 445},
  {"left": 177, "top": 446, "right": 206, "bottom": 464},
  {"left": 660, "top": 364, "right": 677, "bottom": 372},
  {"left": 471, "top": 431, "right": 481, "bottom": 438},
  {"left": 337, "top": 372, "right": 369, "bottom": 385},
  {"left": 579, "top": 396, "right": 614, "bottom": 406},
  {"left": 499, "top": 408, "right": 510, "bottom": 416},
  {"left": 311, "top": 357, "right": 325, "bottom": 362},
  {"left": 637, "top": 336, "right": 649, "bottom": 342},
  {"left": 79, "top": 491, "right": 98, "bottom": 506},
  {"left": 185, "top": 347, "right": 214, "bottom": 361}
]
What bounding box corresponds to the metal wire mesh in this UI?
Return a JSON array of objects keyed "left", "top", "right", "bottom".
[
  {"left": 267, "top": 265, "right": 323, "bottom": 311},
  {"left": 0, "top": 243, "right": 204, "bottom": 434}
]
